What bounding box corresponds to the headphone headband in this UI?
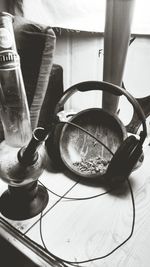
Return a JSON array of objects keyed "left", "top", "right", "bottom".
[{"left": 54, "top": 81, "right": 147, "bottom": 143}]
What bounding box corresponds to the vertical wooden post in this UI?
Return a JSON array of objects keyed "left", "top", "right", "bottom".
[{"left": 102, "top": 0, "right": 135, "bottom": 114}]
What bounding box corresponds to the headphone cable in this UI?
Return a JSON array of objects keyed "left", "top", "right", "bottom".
[
  {"left": 42, "top": 119, "right": 116, "bottom": 201},
  {"left": 39, "top": 180, "right": 114, "bottom": 201},
  {"left": 39, "top": 178, "right": 135, "bottom": 266},
  {"left": 38, "top": 119, "right": 135, "bottom": 265},
  {"left": 56, "top": 119, "right": 114, "bottom": 156}
]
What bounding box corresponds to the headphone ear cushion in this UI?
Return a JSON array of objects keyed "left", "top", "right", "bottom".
[{"left": 106, "top": 135, "right": 143, "bottom": 183}]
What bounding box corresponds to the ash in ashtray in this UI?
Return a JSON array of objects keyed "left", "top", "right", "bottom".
[{"left": 73, "top": 156, "right": 110, "bottom": 175}]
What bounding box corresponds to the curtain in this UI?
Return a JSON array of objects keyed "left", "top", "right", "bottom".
[{"left": 13, "top": 0, "right": 150, "bottom": 34}]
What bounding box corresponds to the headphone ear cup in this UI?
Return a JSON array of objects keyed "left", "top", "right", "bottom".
[
  {"left": 45, "top": 120, "right": 66, "bottom": 170},
  {"left": 106, "top": 135, "right": 143, "bottom": 184}
]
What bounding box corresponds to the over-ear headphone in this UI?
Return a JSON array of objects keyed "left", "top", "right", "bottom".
[{"left": 46, "top": 81, "right": 147, "bottom": 183}]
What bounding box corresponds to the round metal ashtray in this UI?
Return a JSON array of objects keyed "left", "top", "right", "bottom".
[{"left": 59, "top": 108, "right": 127, "bottom": 179}]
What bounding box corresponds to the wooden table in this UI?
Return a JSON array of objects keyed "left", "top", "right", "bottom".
[{"left": 0, "top": 140, "right": 150, "bottom": 267}]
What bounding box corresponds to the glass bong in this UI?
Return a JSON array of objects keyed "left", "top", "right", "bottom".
[{"left": 0, "top": 12, "right": 49, "bottom": 220}]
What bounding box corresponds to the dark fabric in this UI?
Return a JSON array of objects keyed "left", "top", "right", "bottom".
[
  {"left": 15, "top": 24, "right": 44, "bottom": 108},
  {"left": 38, "top": 64, "right": 64, "bottom": 129},
  {"left": 0, "top": 17, "right": 64, "bottom": 142},
  {"left": 14, "top": 17, "right": 57, "bottom": 130},
  {"left": 0, "top": 121, "right": 4, "bottom": 143}
]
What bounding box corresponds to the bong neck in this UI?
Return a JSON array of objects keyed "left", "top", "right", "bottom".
[{"left": 18, "top": 127, "right": 48, "bottom": 166}]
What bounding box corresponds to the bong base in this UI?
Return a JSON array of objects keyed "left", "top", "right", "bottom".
[{"left": 0, "top": 183, "right": 49, "bottom": 220}]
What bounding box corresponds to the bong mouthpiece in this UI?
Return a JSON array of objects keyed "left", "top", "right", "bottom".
[{"left": 18, "top": 127, "right": 49, "bottom": 165}]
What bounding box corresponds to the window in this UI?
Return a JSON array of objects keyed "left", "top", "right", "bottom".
[{"left": 20, "top": 0, "right": 150, "bottom": 34}]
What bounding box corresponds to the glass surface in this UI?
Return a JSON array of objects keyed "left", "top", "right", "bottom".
[
  {"left": 0, "top": 12, "right": 17, "bottom": 52},
  {"left": 0, "top": 65, "right": 32, "bottom": 147},
  {"left": 0, "top": 12, "right": 32, "bottom": 147}
]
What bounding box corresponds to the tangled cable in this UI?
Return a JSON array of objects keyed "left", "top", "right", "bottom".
[
  {"left": 39, "top": 178, "right": 135, "bottom": 267},
  {"left": 37, "top": 120, "right": 136, "bottom": 266}
]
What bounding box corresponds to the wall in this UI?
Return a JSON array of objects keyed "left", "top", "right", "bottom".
[
  {"left": 54, "top": 31, "right": 150, "bottom": 129},
  {"left": 54, "top": 31, "right": 103, "bottom": 111}
]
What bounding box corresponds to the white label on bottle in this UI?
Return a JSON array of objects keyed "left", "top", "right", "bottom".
[{"left": 0, "top": 28, "right": 12, "bottom": 49}]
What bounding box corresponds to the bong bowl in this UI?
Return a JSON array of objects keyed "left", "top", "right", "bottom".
[{"left": 59, "top": 108, "right": 127, "bottom": 179}]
